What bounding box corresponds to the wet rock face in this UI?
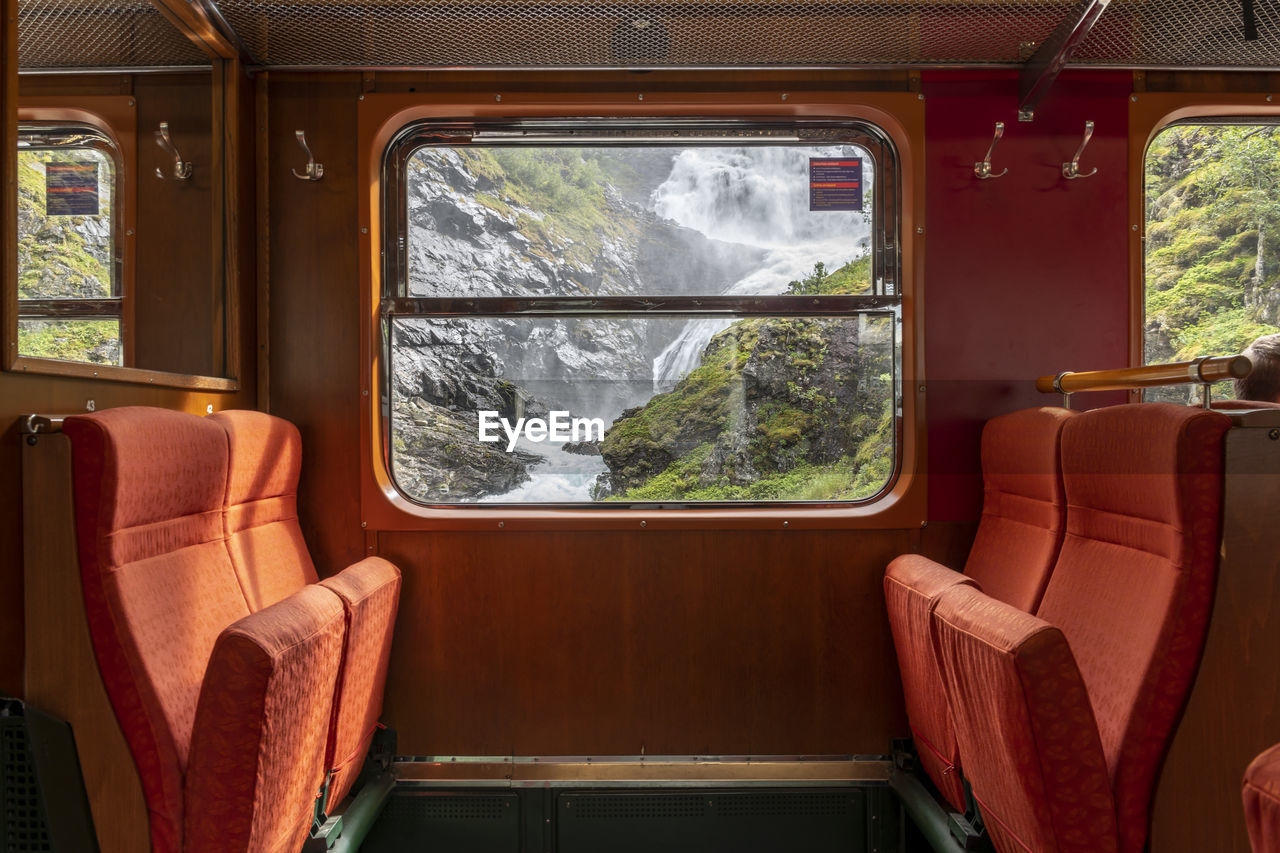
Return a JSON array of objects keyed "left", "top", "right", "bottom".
[{"left": 392, "top": 397, "right": 540, "bottom": 503}]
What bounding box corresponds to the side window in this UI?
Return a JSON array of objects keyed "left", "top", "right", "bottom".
[
  {"left": 382, "top": 123, "right": 901, "bottom": 506},
  {"left": 17, "top": 124, "right": 122, "bottom": 366},
  {"left": 1144, "top": 121, "right": 1280, "bottom": 401}
]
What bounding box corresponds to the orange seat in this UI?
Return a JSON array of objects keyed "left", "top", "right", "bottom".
[
  {"left": 932, "top": 402, "right": 1229, "bottom": 853},
  {"left": 211, "top": 409, "right": 401, "bottom": 807},
  {"left": 184, "top": 585, "right": 346, "bottom": 852},
  {"left": 884, "top": 406, "right": 1073, "bottom": 808},
  {"left": 66, "top": 406, "right": 402, "bottom": 850},
  {"left": 1246, "top": 743, "right": 1280, "bottom": 853}
]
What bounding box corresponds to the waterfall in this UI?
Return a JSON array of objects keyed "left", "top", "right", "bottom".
[{"left": 650, "top": 146, "right": 873, "bottom": 392}]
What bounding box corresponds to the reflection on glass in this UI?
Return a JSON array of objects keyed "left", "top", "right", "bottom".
[
  {"left": 390, "top": 315, "right": 895, "bottom": 504},
  {"left": 18, "top": 318, "right": 122, "bottom": 365},
  {"left": 17, "top": 135, "right": 121, "bottom": 364}
]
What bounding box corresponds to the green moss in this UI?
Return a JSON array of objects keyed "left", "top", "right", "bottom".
[
  {"left": 18, "top": 318, "right": 120, "bottom": 364},
  {"left": 785, "top": 256, "right": 872, "bottom": 296}
]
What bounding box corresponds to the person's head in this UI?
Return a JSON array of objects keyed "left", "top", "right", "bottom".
[{"left": 1236, "top": 333, "right": 1280, "bottom": 402}]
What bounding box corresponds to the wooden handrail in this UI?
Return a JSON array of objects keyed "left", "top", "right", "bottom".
[{"left": 1035, "top": 355, "right": 1252, "bottom": 395}]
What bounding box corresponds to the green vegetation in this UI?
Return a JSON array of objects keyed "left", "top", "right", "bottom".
[
  {"left": 786, "top": 255, "right": 872, "bottom": 295},
  {"left": 18, "top": 318, "right": 121, "bottom": 364},
  {"left": 600, "top": 258, "right": 893, "bottom": 502},
  {"left": 1145, "top": 125, "right": 1280, "bottom": 387}
]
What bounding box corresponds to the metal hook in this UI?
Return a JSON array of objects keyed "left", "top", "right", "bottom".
[
  {"left": 291, "top": 130, "right": 324, "bottom": 181},
  {"left": 1063, "top": 120, "right": 1098, "bottom": 180},
  {"left": 154, "top": 122, "right": 192, "bottom": 181},
  {"left": 974, "top": 122, "right": 1008, "bottom": 179}
]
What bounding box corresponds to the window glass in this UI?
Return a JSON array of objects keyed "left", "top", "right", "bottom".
[
  {"left": 1145, "top": 122, "right": 1280, "bottom": 402},
  {"left": 386, "top": 128, "right": 900, "bottom": 505},
  {"left": 17, "top": 126, "right": 121, "bottom": 365}
]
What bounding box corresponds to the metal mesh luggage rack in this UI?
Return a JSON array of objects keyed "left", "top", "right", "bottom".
[
  {"left": 203, "top": 0, "right": 1280, "bottom": 71},
  {"left": 18, "top": 0, "right": 212, "bottom": 71}
]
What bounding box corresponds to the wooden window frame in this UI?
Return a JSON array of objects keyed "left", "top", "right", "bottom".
[
  {"left": 357, "top": 87, "right": 927, "bottom": 531},
  {"left": 4, "top": 66, "right": 244, "bottom": 392}
]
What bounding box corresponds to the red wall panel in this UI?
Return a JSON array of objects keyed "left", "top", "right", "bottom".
[{"left": 922, "top": 70, "right": 1132, "bottom": 521}]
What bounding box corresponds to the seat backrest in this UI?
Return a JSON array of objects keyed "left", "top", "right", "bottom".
[
  {"left": 184, "top": 584, "right": 346, "bottom": 853},
  {"left": 963, "top": 406, "right": 1074, "bottom": 611},
  {"left": 1245, "top": 743, "right": 1280, "bottom": 853},
  {"left": 933, "top": 584, "right": 1118, "bottom": 853},
  {"left": 319, "top": 557, "right": 402, "bottom": 805},
  {"left": 1035, "top": 402, "right": 1229, "bottom": 853},
  {"left": 65, "top": 407, "right": 253, "bottom": 853},
  {"left": 209, "top": 410, "right": 319, "bottom": 611}
]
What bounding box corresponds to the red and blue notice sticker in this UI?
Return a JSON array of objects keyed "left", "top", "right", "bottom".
[
  {"left": 809, "top": 157, "right": 862, "bottom": 212},
  {"left": 45, "top": 162, "right": 100, "bottom": 216}
]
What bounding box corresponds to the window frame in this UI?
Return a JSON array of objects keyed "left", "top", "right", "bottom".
[
  {"left": 1128, "top": 93, "right": 1280, "bottom": 397},
  {"left": 1139, "top": 115, "right": 1280, "bottom": 404},
  {"left": 356, "top": 91, "right": 926, "bottom": 531},
  {"left": 17, "top": 121, "right": 126, "bottom": 364},
  {"left": 379, "top": 117, "right": 904, "bottom": 510}
]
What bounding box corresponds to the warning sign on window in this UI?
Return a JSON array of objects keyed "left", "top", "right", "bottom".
[
  {"left": 46, "top": 162, "right": 99, "bottom": 216},
  {"left": 809, "top": 158, "right": 862, "bottom": 212}
]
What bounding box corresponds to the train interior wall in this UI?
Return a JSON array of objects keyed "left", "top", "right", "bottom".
[{"left": 2, "top": 67, "right": 1173, "bottom": 755}]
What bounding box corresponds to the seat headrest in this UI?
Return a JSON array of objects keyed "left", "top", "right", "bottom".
[{"left": 209, "top": 410, "right": 304, "bottom": 507}]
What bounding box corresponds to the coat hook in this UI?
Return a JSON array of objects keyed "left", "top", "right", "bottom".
[
  {"left": 154, "top": 122, "right": 192, "bottom": 180},
  {"left": 1063, "top": 120, "right": 1098, "bottom": 179},
  {"left": 291, "top": 130, "right": 324, "bottom": 181},
  {"left": 974, "top": 122, "right": 1008, "bottom": 179}
]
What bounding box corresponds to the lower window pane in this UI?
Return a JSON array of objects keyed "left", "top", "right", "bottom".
[
  {"left": 18, "top": 318, "right": 122, "bottom": 365},
  {"left": 389, "top": 314, "right": 896, "bottom": 504}
]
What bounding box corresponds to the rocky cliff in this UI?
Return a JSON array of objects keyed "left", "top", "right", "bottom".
[{"left": 391, "top": 146, "right": 766, "bottom": 500}]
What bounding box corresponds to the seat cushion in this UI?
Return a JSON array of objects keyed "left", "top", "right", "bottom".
[
  {"left": 209, "top": 410, "right": 319, "bottom": 611},
  {"left": 65, "top": 407, "right": 250, "bottom": 853},
  {"left": 184, "top": 584, "right": 346, "bottom": 853},
  {"left": 933, "top": 584, "right": 1118, "bottom": 853},
  {"left": 319, "top": 557, "right": 402, "bottom": 806},
  {"left": 1246, "top": 743, "right": 1280, "bottom": 853},
  {"left": 884, "top": 554, "right": 977, "bottom": 810},
  {"left": 963, "top": 406, "right": 1074, "bottom": 611},
  {"left": 1036, "top": 403, "right": 1228, "bottom": 853}
]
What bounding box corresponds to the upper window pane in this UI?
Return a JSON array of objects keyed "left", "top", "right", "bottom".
[
  {"left": 1144, "top": 122, "right": 1280, "bottom": 403},
  {"left": 405, "top": 145, "right": 875, "bottom": 298}
]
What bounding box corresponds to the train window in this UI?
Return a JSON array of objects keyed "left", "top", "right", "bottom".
[
  {"left": 16, "top": 124, "right": 122, "bottom": 366},
  {"left": 1145, "top": 120, "right": 1280, "bottom": 402},
  {"left": 382, "top": 121, "right": 901, "bottom": 506}
]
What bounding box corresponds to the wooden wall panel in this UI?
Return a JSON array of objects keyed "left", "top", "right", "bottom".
[
  {"left": 265, "top": 76, "right": 367, "bottom": 576},
  {"left": 378, "top": 529, "right": 922, "bottom": 756},
  {"left": 134, "top": 73, "right": 216, "bottom": 376}
]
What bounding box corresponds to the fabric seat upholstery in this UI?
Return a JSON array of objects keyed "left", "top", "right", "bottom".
[
  {"left": 884, "top": 406, "right": 1073, "bottom": 808},
  {"left": 66, "top": 407, "right": 252, "bottom": 853},
  {"left": 1245, "top": 743, "right": 1280, "bottom": 853},
  {"left": 212, "top": 410, "right": 319, "bottom": 610},
  {"left": 932, "top": 402, "right": 1230, "bottom": 853},
  {"left": 184, "top": 585, "right": 346, "bottom": 853},
  {"left": 933, "top": 585, "right": 1118, "bottom": 853},
  {"left": 210, "top": 409, "right": 402, "bottom": 807}
]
